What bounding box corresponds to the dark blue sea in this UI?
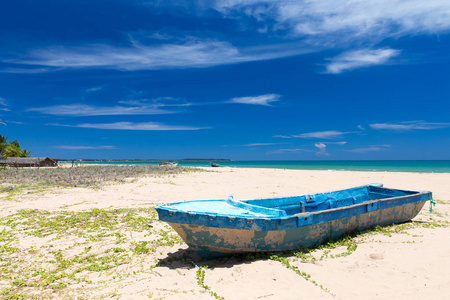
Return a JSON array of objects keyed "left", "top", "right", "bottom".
[{"left": 81, "top": 160, "right": 450, "bottom": 173}]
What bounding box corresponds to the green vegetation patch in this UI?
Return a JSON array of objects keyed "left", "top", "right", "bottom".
[
  {"left": 196, "top": 266, "right": 225, "bottom": 300},
  {"left": 0, "top": 207, "right": 185, "bottom": 299}
]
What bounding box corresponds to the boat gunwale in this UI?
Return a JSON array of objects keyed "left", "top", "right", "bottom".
[
  {"left": 291, "top": 192, "right": 428, "bottom": 218},
  {"left": 157, "top": 186, "right": 431, "bottom": 220},
  {"left": 156, "top": 185, "right": 432, "bottom": 231},
  {"left": 159, "top": 193, "right": 429, "bottom": 220}
]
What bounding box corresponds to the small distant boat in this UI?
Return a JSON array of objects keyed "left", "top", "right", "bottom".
[
  {"left": 156, "top": 184, "right": 432, "bottom": 258},
  {"left": 210, "top": 162, "right": 221, "bottom": 167},
  {"left": 158, "top": 162, "right": 178, "bottom": 167}
]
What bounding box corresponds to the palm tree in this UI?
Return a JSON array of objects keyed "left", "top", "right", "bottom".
[
  {"left": 0, "top": 136, "right": 31, "bottom": 158},
  {"left": 9, "top": 140, "right": 20, "bottom": 148},
  {"left": 3, "top": 141, "right": 22, "bottom": 158},
  {"left": 20, "top": 149, "right": 31, "bottom": 157},
  {"left": 0, "top": 135, "right": 7, "bottom": 157},
  {"left": 2, "top": 140, "right": 30, "bottom": 157}
]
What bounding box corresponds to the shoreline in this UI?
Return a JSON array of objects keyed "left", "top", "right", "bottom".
[{"left": 57, "top": 160, "right": 450, "bottom": 174}]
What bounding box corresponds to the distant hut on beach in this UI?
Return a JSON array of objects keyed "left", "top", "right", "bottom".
[{"left": 0, "top": 157, "right": 58, "bottom": 168}]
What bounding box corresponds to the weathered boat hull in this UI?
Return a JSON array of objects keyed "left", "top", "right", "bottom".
[
  {"left": 168, "top": 200, "right": 426, "bottom": 258},
  {"left": 156, "top": 184, "right": 432, "bottom": 259}
]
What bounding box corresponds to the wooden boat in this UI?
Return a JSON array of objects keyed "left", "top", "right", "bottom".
[
  {"left": 158, "top": 162, "right": 178, "bottom": 167},
  {"left": 156, "top": 184, "right": 432, "bottom": 258},
  {"left": 210, "top": 162, "right": 221, "bottom": 167}
]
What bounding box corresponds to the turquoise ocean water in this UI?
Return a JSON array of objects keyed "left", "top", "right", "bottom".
[{"left": 81, "top": 160, "right": 450, "bottom": 173}]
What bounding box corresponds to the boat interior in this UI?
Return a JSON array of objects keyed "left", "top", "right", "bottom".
[
  {"left": 161, "top": 185, "right": 423, "bottom": 219},
  {"left": 241, "top": 185, "right": 419, "bottom": 216}
]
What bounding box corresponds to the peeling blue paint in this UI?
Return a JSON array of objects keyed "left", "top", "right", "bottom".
[{"left": 157, "top": 184, "right": 432, "bottom": 258}]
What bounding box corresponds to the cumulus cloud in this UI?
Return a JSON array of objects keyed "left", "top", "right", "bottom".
[
  {"left": 324, "top": 48, "right": 400, "bottom": 74},
  {"left": 230, "top": 94, "right": 281, "bottom": 106},
  {"left": 314, "top": 142, "right": 329, "bottom": 156},
  {"left": 50, "top": 121, "right": 208, "bottom": 131},
  {"left": 370, "top": 121, "right": 450, "bottom": 131}
]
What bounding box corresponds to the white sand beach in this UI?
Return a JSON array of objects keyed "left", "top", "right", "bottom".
[{"left": 0, "top": 167, "right": 449, "bottom": 299}]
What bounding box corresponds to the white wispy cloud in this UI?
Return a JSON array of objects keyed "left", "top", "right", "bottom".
[
  {"left": 324, "top": 48, "right": 400, "bottom": 74},
  {"left": 0, "top": 67, "right": 63, "bottom": 74},
  {"left": 347, "top": 145, "right": 391, "bottom": 153},
  {"left": 0, "top": 97, "right": 10, "bottom": 112},
  {"left": 213, "top": 1, "right": 450, "bottom": 72},
  {"left": 120, "top": 97, "right": 191, "bottom": 107},
  {"left": 370, "top": 121, "right": 450, "bottom": 131},
  {"left": 4, "top": 1, "right": 450, "bottom": 73},
  {"left": 27, "top": 103, "right": 176, "bottom": 116},
  {"left": 6, "top": 39, "right": 310, "bottom": 72},
  {"left": 230, "top": 94, "right": 281, "bottom": 106},
  {"left": 86, "top": 87, "right": 102, "bottom": 93},
  {"left": 213, "top": 1, "right": 450, "bottom": 41},
  {"left": 268, "top": 148, "right": 308, "bottom": 154},
  {"left": 316, "top": 141, "right": 347, "bottom": 146},
  {"left": 50, "top": 122, "right": 208, "bottom": 131},
  {"left": 55, "top": 145, "right": 117, "bottom": 150},
  {"left": 244, "top": 142, "right": 287, "bottom": 146},
  {"left": 292, "top": 130, "right": 349, "bottom": 139}
]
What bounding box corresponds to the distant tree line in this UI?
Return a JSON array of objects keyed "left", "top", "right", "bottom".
[{"left": 0, "top": 135, "right": 31, "bottom": 158}]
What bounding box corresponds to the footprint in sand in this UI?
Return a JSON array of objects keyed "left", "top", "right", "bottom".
[{"left": 369, "top": 253, "right": 384, "bottom": 260}]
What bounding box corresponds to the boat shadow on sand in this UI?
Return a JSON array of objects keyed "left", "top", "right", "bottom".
[
  {"left": 156, "top": 246, "right": 299, "bottom": 270},
  {"left": 155, "top": 218, "right": 435, "bottom": 270}
]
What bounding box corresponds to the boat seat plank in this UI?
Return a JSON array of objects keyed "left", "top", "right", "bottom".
[{"left": 226, "top": 200, "right": 288, "bottom": 217}]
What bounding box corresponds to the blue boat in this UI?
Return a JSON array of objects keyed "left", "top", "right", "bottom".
[{"left": 156, "top": 184, "right": 432, "bottom": 259}]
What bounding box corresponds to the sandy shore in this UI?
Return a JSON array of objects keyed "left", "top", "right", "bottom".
[{"left": 0, "top": 167, "right": 449, "bottom": 299}]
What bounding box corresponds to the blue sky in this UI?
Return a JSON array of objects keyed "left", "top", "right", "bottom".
[{"left": 1, "top": 0, "right": 450, "bottom": 160}]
